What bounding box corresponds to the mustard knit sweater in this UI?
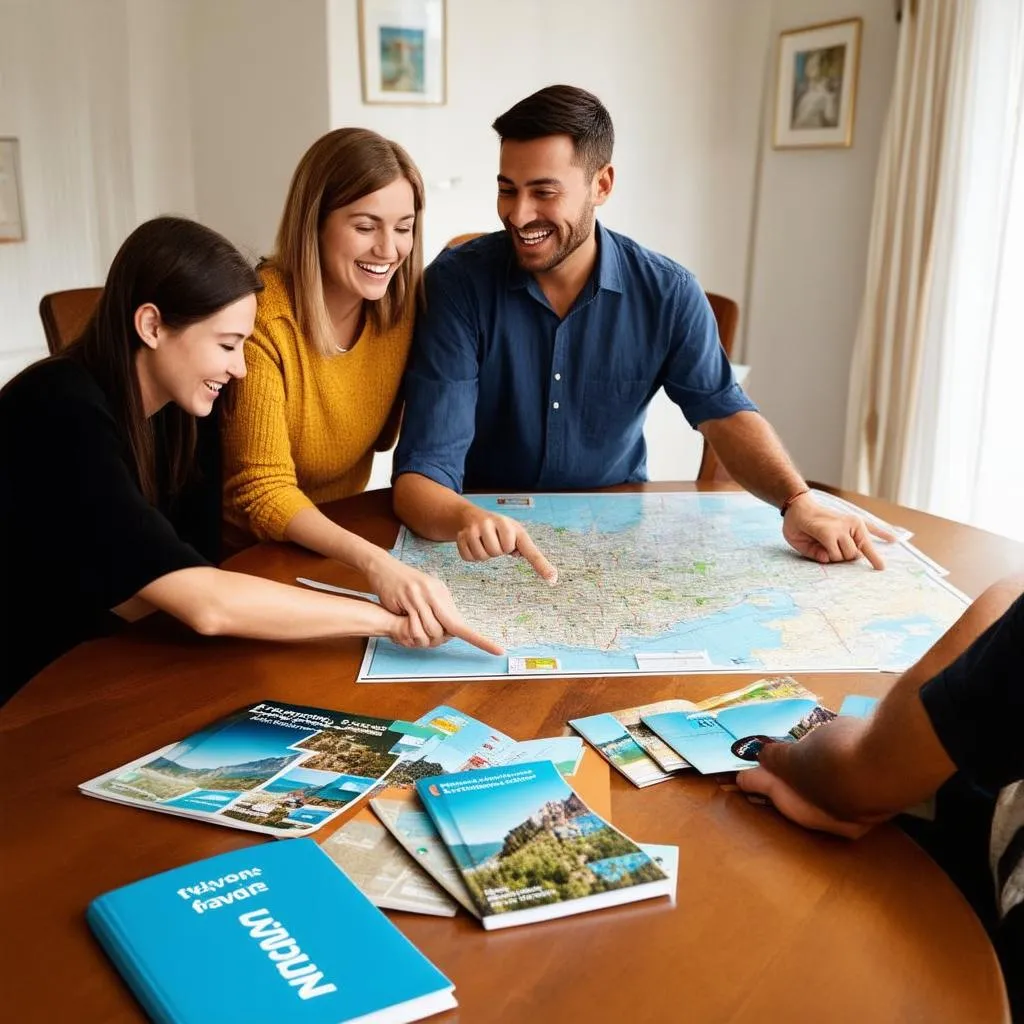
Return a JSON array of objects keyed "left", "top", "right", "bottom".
[{"left": 222, "top": 266, "right": 413, "bottom": 543}]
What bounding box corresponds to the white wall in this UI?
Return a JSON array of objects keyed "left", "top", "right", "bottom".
[
  {"left": 327, "top": 0, "right": 769, "bottom": 294},
  {"left": 743, "top": 0, "right": 899, "bottom": 485},
  {"left": 0, "top": 0, "right": 194, "bottom": 381},
  {"left": 188, "top": 0, "right": 331, "bottom": 260}
]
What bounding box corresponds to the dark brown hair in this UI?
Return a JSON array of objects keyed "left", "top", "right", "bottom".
[
  {"left": 66, "top": 216, "right": 260, "bottom": 502},
  {"left": 492, "top": 85, "right": 615, "bottom": 177},
  {"left": 271, "top": 127, "right": 425, "bottom": 356}
]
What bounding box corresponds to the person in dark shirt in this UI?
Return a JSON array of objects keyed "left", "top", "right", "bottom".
[
  {"left": 736, "top": 575, "right": 1024, "bottom": 1020},
  {"left": 393, "top": 85, "right": 893, "bottom": 582},
  {"left": 0, "top": 217, "right": 500, "bottom": 703}
]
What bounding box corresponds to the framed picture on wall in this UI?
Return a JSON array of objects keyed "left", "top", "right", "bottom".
[
  {"left": 358, "top": 0, "right": 446, "bottom": 106},
  {"left": 773, "top": 18, "right": 862, "bottom": 149},
  {"left": 0, "top": 138, "right": 25, "bottom": 242}
]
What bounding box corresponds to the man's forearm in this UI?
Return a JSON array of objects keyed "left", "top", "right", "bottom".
[
  {"left": 392, "top": 472, "right": 476, "bottom": 541},
  {"left": 699, "top": 412, "right": 805, "bottom": 509}
]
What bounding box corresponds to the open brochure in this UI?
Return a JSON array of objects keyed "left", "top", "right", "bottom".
[
  {"left": 571, "top": 678, "right": 816, "bottom": 787},
  {"left": 79, "top": 701, "right": 440, "bottom": 837},
  {"left": 416, "top": 760, "right": 673, "bottom": 929},
  {"left": 642, "top": 698, "right": 834, "bottom": 774}
]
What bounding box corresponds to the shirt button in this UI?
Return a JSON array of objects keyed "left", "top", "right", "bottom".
[
  {"left": 554, "top": 373, "right": 561, "bottom": 381},
  {"left": 552, "top": 402, "right": 560, "bottom": 410}
]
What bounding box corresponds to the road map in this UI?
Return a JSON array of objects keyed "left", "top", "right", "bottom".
[{"left": 357, "top": 492, "right": 969, "bottom": 683}]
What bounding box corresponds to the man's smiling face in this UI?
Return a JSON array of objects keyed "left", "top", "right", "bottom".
[{"left": 496, "top": 135, "right": 602, "bottom": 275}]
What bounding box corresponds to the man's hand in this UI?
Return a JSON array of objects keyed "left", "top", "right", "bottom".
[
  {"left": 456, "top": 507, "right": 558, "bottom": 584},
  {"left": 782, "top": 493, "right": 896, "bottom": 570},
  {"left": 366, "top": 555, "right": 504, "bottom": 655},
  {"left": 736, "top": 764, "right": 875, "bottom": 839}
]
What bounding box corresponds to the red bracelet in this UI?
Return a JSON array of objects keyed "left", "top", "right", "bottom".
[{"left": 780, "top": 488, "right": 810, "bottom": 517}]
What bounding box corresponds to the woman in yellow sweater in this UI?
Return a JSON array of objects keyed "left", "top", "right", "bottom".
[{"left": 223, "top": 128, "right": 489, "bottom": 650}]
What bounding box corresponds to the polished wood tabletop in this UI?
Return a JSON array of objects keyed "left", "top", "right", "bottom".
[{"left": 2, "top": 483, "right": 1020, "bottom": 1023}]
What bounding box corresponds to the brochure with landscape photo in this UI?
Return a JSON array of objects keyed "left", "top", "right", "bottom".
[
  {"left": 320, "top": 806, "right": 458, "bottom": 917},
  {"left": 642, "top": 698, "right": 830, "bottom": 774},
  {"left": 570, "top": 678, "right": 817, "bottom": 788},
  {"left": 416, "top": 760, "right": 672, "bottom": 929},
  {"left": 570, "top": 698, "right": 697, "bottom": 787},
  {"left": 79, "top": 701, "right": 440, "bottom": 836}
]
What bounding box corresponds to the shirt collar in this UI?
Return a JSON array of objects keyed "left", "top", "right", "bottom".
[{"left": 504, "top": 220, "right": 624, "bottom": 295}]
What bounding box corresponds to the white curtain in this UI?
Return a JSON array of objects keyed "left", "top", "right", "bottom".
[
  {"left": 902, "top": 0, "right": 1024, "bottom": 540},
  {"left": 843, "top": 0, "right": 1024, "bottom": 542},
  {"left": 842, "top": 0, "right": 972, "bottom": 501}
]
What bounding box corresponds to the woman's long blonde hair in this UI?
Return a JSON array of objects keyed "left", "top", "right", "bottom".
[{"left": 272, "top": 128, "right": 425, "bottom": 356}]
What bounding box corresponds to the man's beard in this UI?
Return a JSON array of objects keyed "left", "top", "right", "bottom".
[{"left": 507, "top": 200, "right": 594, "bottom": 273}]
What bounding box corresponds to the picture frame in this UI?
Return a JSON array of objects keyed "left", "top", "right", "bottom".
[
  {"left": 0, "top": 137, "right": 25, "bottom": 242},
  {"left": 773, "top": 18, "right": 862, "bottom": 149},
  {"left": 358, "top": 0, "right": 446, "bottom": 106}
]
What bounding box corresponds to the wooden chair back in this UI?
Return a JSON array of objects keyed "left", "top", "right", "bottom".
[
  {"left": 39, "top": 287, "right": 103, "bottom": 354},
  {"left": 697, "top": 292, "right": 740, "bottom": 483}
]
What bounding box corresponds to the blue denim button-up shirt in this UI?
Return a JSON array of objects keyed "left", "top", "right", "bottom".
[{"left": 394, "top": 222, "right": 756, "bottom": 492}]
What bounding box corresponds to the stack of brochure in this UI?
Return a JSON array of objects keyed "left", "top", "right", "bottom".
[
  {"left": 321, "top": 703, "right": 678, "bottom": 923},
  {"left": 570, "top": 677, "right": 818, "bottom": 785}
]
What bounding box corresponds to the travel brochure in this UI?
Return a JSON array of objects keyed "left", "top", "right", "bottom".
[
  {"left": 571, "top": 677, "right": 816, "bottom": 787},
  {"left": 323, "top": 703, "right": 589, "bottom": 915},
  {"left": 79, "top": 702, "right": 441, "bottom": 836},
  {"left": 416, "top": 760, "right": 674, "bottom": 929}
]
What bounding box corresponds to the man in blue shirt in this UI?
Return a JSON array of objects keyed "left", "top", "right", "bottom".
[{"left": 393, "top": 85, "right": 889, "bottom": 582}]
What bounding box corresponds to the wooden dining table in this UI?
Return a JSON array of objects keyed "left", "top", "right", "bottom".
[{"left": 1, "top": 482, "right": 1020, "bottom": 1023}]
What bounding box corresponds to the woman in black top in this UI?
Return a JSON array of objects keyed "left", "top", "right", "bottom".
[{"left": 0, "top": 217, "right": 500, "bottom": 703}]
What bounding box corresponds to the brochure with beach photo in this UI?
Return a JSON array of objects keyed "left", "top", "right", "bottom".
[
  {"left": 416, "top": 760, "right": 672, "bottom": 929},
  {"left": 570, "top": 678, "right": 817, "bottom": 788},
  {"left": 642, "top": 698, "right": 831, "bottom": 775},
  {"left": 79, "top": 701, "right": 440, "bottom": 837},
  {"left": 570, "top": 699, "right": 697, "bottom": 787}
]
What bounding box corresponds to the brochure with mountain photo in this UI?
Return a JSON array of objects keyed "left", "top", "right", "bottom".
[
  {"left": 416, "top": 760, "right": 672, "bottom": 929},
  {"left": 79, "top": 702, "right": 440, "bottom": 837}
]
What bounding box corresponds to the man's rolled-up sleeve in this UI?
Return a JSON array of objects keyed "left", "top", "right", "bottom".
[
  {"left": 393, "top": 263, "right": 480, "bottom": 493},
  {"left": 662, "top": 274, "right": 758, "bottom": 429}
]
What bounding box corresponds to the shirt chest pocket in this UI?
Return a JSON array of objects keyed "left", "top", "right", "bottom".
[{"left": 581, "top": 378, "right": 652, "bottom": 441}]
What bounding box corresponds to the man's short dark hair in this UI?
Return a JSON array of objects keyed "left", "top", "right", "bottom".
[{"left": 492, "top": 85, "right": 614, "bottom": 178}]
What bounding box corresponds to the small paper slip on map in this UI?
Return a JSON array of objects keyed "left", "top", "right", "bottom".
[
  {"left": 508, "top": 656, "right": 560, "bottom": 673},
  {"left": 496, "top": 495, "right": 535, "bottom": 506},
  {"left": 634, "top": 651, "right": 713, "bottom": 672}
]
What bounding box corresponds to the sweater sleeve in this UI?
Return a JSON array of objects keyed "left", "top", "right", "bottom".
[{"left": 221, "top": 322, "right": 314, "bottom": 542}]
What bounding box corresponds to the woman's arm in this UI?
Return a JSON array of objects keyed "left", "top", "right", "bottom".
[{"left": 136, "top": 565, "right": 501, "bottom": 653}]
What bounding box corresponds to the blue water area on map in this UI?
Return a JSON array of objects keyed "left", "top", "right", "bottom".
[
  {"left": 862, "top": 614, "right": 943, "bottom": 665},
  {"left": 365, "top": 587, "right": 799, "bottom": 678}
]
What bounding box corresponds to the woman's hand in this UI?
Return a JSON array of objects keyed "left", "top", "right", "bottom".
[{"left": 367, "top": 554, "right": 504, "bottom": 655}]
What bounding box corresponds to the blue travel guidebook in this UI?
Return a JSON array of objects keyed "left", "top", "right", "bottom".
[
  {"left": 87, "top": 838, "right": 457, "bottom": 1024},
  {"left": 416, "top": 760, "right": 672, "bottom": 930}
]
